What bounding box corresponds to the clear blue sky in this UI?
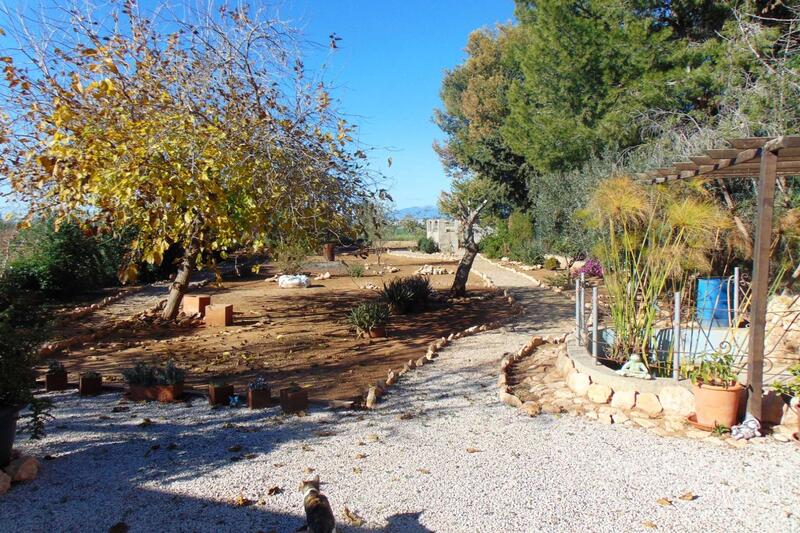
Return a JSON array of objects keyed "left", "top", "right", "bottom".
[
  {"left": 278, "top": 0, "right": 515, "bottom": 209},
  {"left": 0, "top": 0, "right": 515, "bottom": 212}
]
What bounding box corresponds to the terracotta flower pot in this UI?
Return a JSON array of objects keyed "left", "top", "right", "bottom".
[
  {"left": 208, "top": 384, "right": 234, "bottom": 406},
  {"left": 693, "top": 382, "right": 743, "bottom": 428},
  {"left": 0, "top": 406, "right": 19, "bottom": 468},
  {"left": 127, "top": 383, "right": 184, "bottom": 402},
  {"left": 279, "top": 385, "right": 309, "bottom": 414},
  {"left": 79, "top": 375, "right": 103, "bottom": 396},
  {"left": 248, "top": 388, "right": 271, "bottom": 409},
  {"left": 368, "top": 326, "right": 387, "bottom": 338},
  {"left": 45, "top": 371, "right": 69, "bottom": 392}
]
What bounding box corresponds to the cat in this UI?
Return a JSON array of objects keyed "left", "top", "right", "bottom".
[{"left": 298, "top": 475, "right": 337, "bottom": 533}]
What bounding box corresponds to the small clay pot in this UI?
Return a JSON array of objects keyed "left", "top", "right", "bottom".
[
  {"left": 279, "top": 385, "right": 309, "bottom": 414},
  {"left": 248, "top": 388, "right": 271, "bottom": 410},
  {"left": 45, "top": 371, "right": 69, "bottom": 392},
  {"left": 693, "top": 382, "right": 743, "bottom": 428},
  {"left": 79, "top": 375, "right": 103, "bottom": 396},
  {"left": 208, "top": 384, "right": 234, "bottom": 406},
  {"left": 368, "top": 326, "right": 387, "bottom": 338},
  {"left": 127, "top": 383, "right": 184, "bottom": 402}
]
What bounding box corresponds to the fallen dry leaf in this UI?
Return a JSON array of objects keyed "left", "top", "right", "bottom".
[
  {"left": 267, "top": 486, "right": 283, "bottom": 496},
  {"left": 642, "top": 521, "right": 657, "bottom": 529},
  {"left": 465, "top": 447, "right": 481, "bottom": 453},
  {"left": 354, "top": 453, "right": 367, "bottom": 460},
  {"left": 228, "top": 445, "right": 242, "bottom": 452},
  {"left": 343, "top": 506, "right": 365, "bottom": 527},
  {"left": 138, "top": 418, "right": 154, "bottom": 427},
  {"left": 315, "top": 430, "right": 336, "bottom": 437},
  {"left": 656, "top": 498, "right": 673, "bottom": 507},
  {"left": 233, "top": 493, "right": 254, "bottom": 507},
  {"left": 352, "top": 467, "right": 362, "bottom": 474},
  {"left": 418, "top": 468, "right": 431, "bottom": 475},
  {"left": 304, "top": 467, "right": 315, "bottom": 474},
  {"left": 678, "top": 491, "right": 697, "bottom": 501}
]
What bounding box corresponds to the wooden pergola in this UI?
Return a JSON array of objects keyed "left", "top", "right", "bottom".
[{"left": 637, "top": 135, "right": 800, "bottom": 421}]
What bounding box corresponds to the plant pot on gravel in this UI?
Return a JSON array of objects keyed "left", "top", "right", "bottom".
[
  {"left": 0, "top": 406, "right": 19, "bottom": 468},
  {"left": 688, "top": 353, "right": 743, "bottom": 429},
  {"left": 79, "top": 371, "right": 102, "bottom": 396},
  {"left": 45, "top": 360, "right": 69, "bottom": 392},
  {"left": 247, "top": 376, "right": 271, "bottom": 409},
  {"left": 348, "top": 302, "right": 389, "bottom": 338},
  {"left": 208, "top": 382, "right": 234, "bottom": 406},
  {"left": 773, "top": 363, "right": 800, "bottom": 434},
  {"left": 122, "top": 360, "right": 186, "bottom": 403}
]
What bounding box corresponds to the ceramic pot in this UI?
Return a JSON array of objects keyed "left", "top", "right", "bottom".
[
  {"left": 208, "top": 384, "right": 234, "bottom": 406},
  {"left": 79, "top": 375, "right": 103, "bottom": 396},
  {"left": 248, "top": 389, "right": 271, "bottom": 409},
  {"left": 127, "top": 383, "right": 184, "bottom": 402},
  {"left": 45, "top": 371, "right": 69, "bottom": 392},
  {"left": 693, "top": 382, "right": 743, "bottom": 428},
  {"left": 368, "top": 326, "right": 387, "bottom": 338}
]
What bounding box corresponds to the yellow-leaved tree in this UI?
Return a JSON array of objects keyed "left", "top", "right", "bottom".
[{"left": 1, "top": 2, "right": 375, "bottom": 318}]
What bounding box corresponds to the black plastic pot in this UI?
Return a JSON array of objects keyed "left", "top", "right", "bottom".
[{"left": 0, "top": 406, "right": 20, "bottom": 468}]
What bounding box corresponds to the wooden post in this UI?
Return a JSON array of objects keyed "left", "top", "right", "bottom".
[{"left": 747, "top": 149, "right": 777, "bottom": 421}]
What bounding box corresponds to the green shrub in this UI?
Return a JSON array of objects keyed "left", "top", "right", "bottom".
[
  {"left": 381, "top": 276, "right": 432, "bottom": 314},
  {"left": 122, "top": 359, "right": 185, "bottom": 386},
  {"left": 273, "top": 243, "right": 308, "bottom": 275},
  {"left": 543, "top": 257, "right": 560, "bottom": 270},
  {"left": 417, "top": 237, "right": 439, "bottom": 254},
  {"left": 348, "top": 264, "right": 365, "bottom": 278},
  {"left": 348, "top": 302, "right": 389, "bottom": 334},
  {"left": 510, "top": 240, "right": 544, "bottom": 265},
  {"left": 548, "top": 271, "right": 572, "bottom": 290}
]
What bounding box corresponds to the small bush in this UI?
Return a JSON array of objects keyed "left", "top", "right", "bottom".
[
  {"left": 417, "top": 237, "right": 439, "bottom": 254},
  {"left": 122, "top": 360, "right": 185, "bottom": 386},
  {"left": 273, "top": 243, "right": 308, "bottom": 275},
  {"left": 548, "top": 271, "right": 573, "bottom": 290},
  {"left": 381, "top": 275, "right": 432, "bottom": 314},
  {"left": 510, "top": 240, "right": 545, "bottom": 265},
  {"left": 348, "top": 264, "right": 365, "bottom": 278},
  {"left": 573, "top": 258, "right": 603, "bottom": 278},
  {"left": 348, "top": 302, "right": 390, "bottom": 334},
  {"left": 543, "top": 257, "right": 560, "bottom": 271}
]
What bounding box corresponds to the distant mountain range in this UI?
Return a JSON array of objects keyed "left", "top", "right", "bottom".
[{"left": 391, "top": 205, "right": 441, "bottom": 220}]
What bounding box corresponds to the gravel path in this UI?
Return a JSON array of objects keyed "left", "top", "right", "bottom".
[{"left": 3, "top": 258, "right": 800, "bottom": 532}]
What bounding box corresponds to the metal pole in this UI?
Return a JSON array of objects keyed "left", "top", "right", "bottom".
[
  {"left": 580, "top": 272, "right": 586, "bottom": 341},
  {"left": 673, "top": 292, "right": 681, "bottom": 381},
  {"left": 592, "top": 286, "right": 599, "bottom": 361},
  {"left": 575, "top": 279, "right": 581, "bottom": 344},
  {"left": 733, "top": 266, "right": 740, "bottom": 327}
]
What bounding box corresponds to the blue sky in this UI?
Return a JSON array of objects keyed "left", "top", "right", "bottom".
[
  {"left": 0, "top": 0, "right": 515, "bottom": 212},
  {"left": 278, "top": 1, "right": 515, "bottom": 208}
]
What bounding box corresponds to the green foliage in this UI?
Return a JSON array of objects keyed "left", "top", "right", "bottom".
[
  {"left": 381, "top": 276, "right": 432, "bottom": 314},
  {"left": 547, "top": 271, "right": 573, "bottom": 290},
  {"left": 543, "top": 257, "right": 560, "bottom": 271},
  {"left": 686, "top": 353, "right": 739, "bottom": 388},
  {"left": 3, "top": 219, "right": 127, "bottom": 296},
  {"left": 273, "top": 244, "right": 308, "bottom": 275},
  {"left": 46, "top": 360, "right": 65, "bottom": 374},
  {"left": 80, "top": 371, "right": 101, "bottom": 379},
  {"left": 772, "top": 363, "right": 800, "bottom": 398},
  {"left": 417, "top": 237, "right": 440, "bottom": 254},
  {"left": 122, "top": 360, "right": 185, "bottom": 386},
  {"left": 347, "top": 264, "right": 365, "bottom": 278},
  {"left": 347, "top": 302, "right": 390, "bottom": 334}
]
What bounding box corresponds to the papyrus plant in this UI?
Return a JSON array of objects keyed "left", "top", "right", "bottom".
[{"left": 585, "top": 177, "right": 730, "bottom": 371}]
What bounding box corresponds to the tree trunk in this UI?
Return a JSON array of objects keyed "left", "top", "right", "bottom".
[
  {"left": 162, "top": 246, "right": 198, "bottom": 320},
  {"left": 451, "top": 242, "right": 478, "bottom": 297}
]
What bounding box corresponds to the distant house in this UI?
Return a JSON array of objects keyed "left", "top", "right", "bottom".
[{"left": 425, "top": 219, "right": 485, "bottom": 253}]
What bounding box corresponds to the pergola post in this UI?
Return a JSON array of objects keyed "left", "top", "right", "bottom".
[{"left": 746, "top": 148, "right": 777, "bottom": 422}]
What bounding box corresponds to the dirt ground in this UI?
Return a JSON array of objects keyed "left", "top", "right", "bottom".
[{"left": 50, "top": 253, "right": 514, "bottom": 404}]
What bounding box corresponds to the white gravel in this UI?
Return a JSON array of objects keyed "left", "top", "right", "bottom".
[{"left": 3, "top": 260, "right": 799, "bottom": 533}]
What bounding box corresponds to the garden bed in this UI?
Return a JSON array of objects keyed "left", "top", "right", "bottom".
[{"left": 42, "top": 254, "right": 513, "bottom": 404}]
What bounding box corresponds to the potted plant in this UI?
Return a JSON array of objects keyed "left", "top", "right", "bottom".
[
  {"left": 79, "top": 371, "right": 103, "bottom": 396},
  {"left": 45, "top": 360, "right": 69, "bottom": 392},
  {"left": 208, "top": 380, "right": 234, "bottom": 406},
  {"left": 247, "top": 376, "right": 271, "bottom": 409},
  {"left": 122, "top": 360, "right": 185, "bottom": 402},
  {"left": 687, "top": 352, "right": 743, "bottom": 429},
  {"left": 348, "top": 302, "right": 390, "bottom": 338},
  {"left": 772, "top": 363, "right": 800, "bottom": 446}
]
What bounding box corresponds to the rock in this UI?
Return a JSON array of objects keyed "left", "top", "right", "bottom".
[
  {"left": 781, "top": 403, "right": 799, "bottom": 427},
  {"left": 555, "top": 351, "right": 574, "bottom": 377},
  {"left": 597, "top": 412, "right": 614, "bottom": 425},
  {"left": 499, "top": 391, "right": 523, "bottom": 408},
  {"left": 631, "top": 417, "right": 657, "bottom": 429},
  {"left": 365, "top": 387, "right": 379, "bottom": 409},
  {"left": 3, "top": 456, "right": 39, "bottom": 482},
  {"left": 587, "top": 384, "right": 613, "bottom": 404},
  {"left": 553, "top": 389, "right": 573, "bottom": 400},
  {"left": 635, "top": 393, "right": 663, "bottom": 417},
  {"left": 611, "top": 410, "right": 629, "bottom": 424},
  {"left": 566, "top": 372, "right": 591, "bottom": 396},
  {"left": 773, "top": 433, "right": 790, "bottom": 443},
  {"left": 520, "top": 401, "right": 541, "bottom": 417},
  {"left": 611, "top": 389, "right": 637, "bottom": 410},
  {"left": 664, "top": 416, "right": 687, "bottom": 433},
  {"left": 542, "top": 403, "right": 564, "bottom": 415},
  {"left": 658, "top": 386, "right": 694, "bottom": 417},
  {"left": 0, "top": 471, "right": 10, "bottom": 495}
]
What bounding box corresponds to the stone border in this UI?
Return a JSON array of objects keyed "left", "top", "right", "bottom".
[
  {"left": 57, "top": 286, "right": 147, "bottom": 323},
  {"left": 497, "top": 334, "right": 568, "bottom": 416},
  {"left": 475, "top": 254, "right": 570, "bottom": 295}
]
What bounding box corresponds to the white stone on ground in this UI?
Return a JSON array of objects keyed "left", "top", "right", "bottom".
[{"left": 2, "top": 257, "right": 798, "bottom": 532}]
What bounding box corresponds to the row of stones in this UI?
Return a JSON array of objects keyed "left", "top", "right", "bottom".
[
  {"left": 497, "top": 334, "right": 569, "bottom": 417},
  {"left": 39, "top": 278, "right": 213, "bottom": 359},
  {"left": 364, "top": 285, "right": 524, "bottom": 409},
  {"left": 58, "top": 286, "right": 146, "bottom": 323}
]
